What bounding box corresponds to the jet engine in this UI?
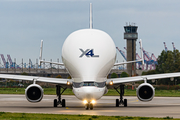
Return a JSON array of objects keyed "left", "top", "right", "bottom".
[
  {"left": 136, "top": 83, "right": 155, "bottom": 102},
  {"left": 25, "top": 84, "right": 43, "bottom": 103}
]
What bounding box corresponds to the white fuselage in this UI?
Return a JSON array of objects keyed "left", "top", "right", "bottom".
[{"left": 62, "top": 29, "right": 116, "bottom": 101}]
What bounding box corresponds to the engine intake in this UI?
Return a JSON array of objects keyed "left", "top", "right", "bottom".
[
  {"left": 25, "top": 84, "right": 43, "bottom": 103},
  {"left": 136, "top": 83, "right": 155, "bottom": 102}
]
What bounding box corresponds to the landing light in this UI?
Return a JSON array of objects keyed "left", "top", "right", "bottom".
[
  {"left": 67, "top": 81, "right": 70, "bottom": 85},
  {"left": 83, "top": 100, "right": 88, "bottom": 104},
  {"left": 110, "top": 81, "right": 113, "bottom": 85},
  {"left": 91, "top": 100, "right": 96, "bottom": 104}
]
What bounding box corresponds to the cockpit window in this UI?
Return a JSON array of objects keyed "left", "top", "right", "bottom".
[
  {"left": 97, "top": 82, "right": 106, "bottom": 87},
  {"left": 73, "top": 82, "right": 106, "bottom": 88},
  {"left": 73, "top": 82, "right": 81, "bottom": 88},
  {"left": 79, "top": 82, "right": 95, "bottom": 87}
]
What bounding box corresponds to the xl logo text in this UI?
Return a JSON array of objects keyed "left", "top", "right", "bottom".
[{"left": 79, "top": 49, "right": 99, "bottom": 58}]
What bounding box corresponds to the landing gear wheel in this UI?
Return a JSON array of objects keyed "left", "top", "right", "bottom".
[
  {"left": 62, "top": 99, "right": 66, "bottom": 107},
  {"left": 85, "top": 103, "right": 89, "bottom": 110},
  {"left": 54, "top": 99, "right": 57, "bottom": 107},
  {"left": 124, "top": 99, "right": 127, "bottom": 107},
  {"left": 116, "top": 99, "right": 119, "bottom": 107},
  {"left": 90, "top": 103, "right": 93, "bottom": 110}
]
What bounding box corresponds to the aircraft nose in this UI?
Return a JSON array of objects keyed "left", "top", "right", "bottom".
[
  {"left": 73, "top": 86, "right": 105, "bottom": 101},
  {"left": 83, "top": 87, "right": 95, "bottom": 100}
]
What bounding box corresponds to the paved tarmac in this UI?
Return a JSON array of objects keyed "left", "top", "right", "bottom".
[{"left": 1, "top": 94, "right": 180, "bottom": 118}]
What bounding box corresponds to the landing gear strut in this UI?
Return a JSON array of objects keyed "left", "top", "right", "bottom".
[
  {"left": 85, "top": 102, "right": 93, "bottom": 110},
  {"left": 54, "top": 85, "right": 67, "bottom": 107},
  {"left": 114, "top": 84, "right": 127, "bottom": 107}
]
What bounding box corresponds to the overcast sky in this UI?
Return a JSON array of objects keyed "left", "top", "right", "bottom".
[{"left": 0, "top": 0, "right": 180, "bottom": 64}]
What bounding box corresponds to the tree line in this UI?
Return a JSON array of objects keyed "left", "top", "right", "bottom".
[
  {"left": 111, "top": 49, "right": 180, "bottom": 85},
  {"left": 142, "top": 49, "right": 180, "bottom": 85}
]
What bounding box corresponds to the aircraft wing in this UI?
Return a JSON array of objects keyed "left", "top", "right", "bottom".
[
  {"left": 40, "top": 60, "right": 64, "bottom": 66},
  {"left": 114, "top": 59, "right": 143, "bottom": 66},
  {"left": 109, "top": 72, "right": 180, "bottom": 84},
  {"left": 0, "top": 74, "right": 72, "bottom": 85}
]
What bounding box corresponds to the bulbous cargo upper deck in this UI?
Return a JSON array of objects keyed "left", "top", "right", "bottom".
[{"left": 62, "top": 29, "right": 116, "bottom": 82}]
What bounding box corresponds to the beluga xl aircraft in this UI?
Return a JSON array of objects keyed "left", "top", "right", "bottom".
[{"left": 1, "top": 3, "right": 180, "bottom": 110}]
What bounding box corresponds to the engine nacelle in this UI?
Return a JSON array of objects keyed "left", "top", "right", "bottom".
[
  {"left": 25, "top": 84, "right": 43, "bottom": 103},
  {"left": 136, "top": 83, "right": 155, "bottom": 102}
]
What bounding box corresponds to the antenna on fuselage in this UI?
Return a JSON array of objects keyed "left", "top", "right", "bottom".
[{"left": 89, "top": 3, "right": 93, "bottom": 29}]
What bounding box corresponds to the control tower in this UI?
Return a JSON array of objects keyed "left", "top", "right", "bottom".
[{"left": 124, "top": 24, "right": 138, "bottom": 76}]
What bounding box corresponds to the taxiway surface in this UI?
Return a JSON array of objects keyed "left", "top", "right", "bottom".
[{"left": 0, "top": 94, "right": 180, "bottom": 118}]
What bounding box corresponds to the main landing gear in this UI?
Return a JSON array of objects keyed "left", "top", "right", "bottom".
[
  {"left": 114, "top": 84, "right": 127, "bottom": 107},
  {"left": 54, "top": 85, "right": 67, "bottom": 107},
  {"left": 85, "top": 102, "right": 93, "bottom": 110}
]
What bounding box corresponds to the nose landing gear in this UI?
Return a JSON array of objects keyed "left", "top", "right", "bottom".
[{"left": 85, "top": 102, "right": 94, "bottom": 110}]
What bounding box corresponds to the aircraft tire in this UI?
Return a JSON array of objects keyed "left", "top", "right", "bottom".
[
  {"left": 54, "top": 99, "right": 57, "bottom": 107},
  {"left": 116, "top": 99, "right": 119, "bottom": 107},
  {"left": 85, "top": 103, "right": 89, "bottom": 110},
  {"left": 90, "top": 103, "right": 93, "bottom": 110},
  {"left": 124, "top": 99, "right": 127, "bottom": 107},
  {"left": 62, "top": 99, "right": 66, "bottom": 107}
]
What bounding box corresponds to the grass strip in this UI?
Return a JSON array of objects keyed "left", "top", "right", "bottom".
[
  {"left": 0, "top": 112, "right": 176, "bottom": 120},
  {"left": 1, "top": 88, "right": 180, "bottom": 97}
]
